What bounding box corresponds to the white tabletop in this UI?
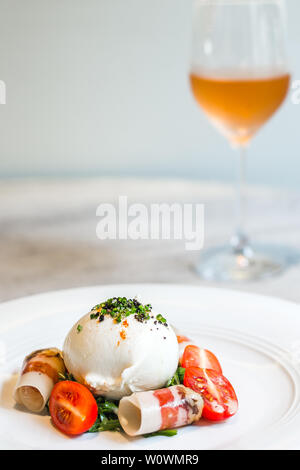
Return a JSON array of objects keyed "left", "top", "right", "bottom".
[{"left": 1, "top": 178, "right": 300, "bottom": 304}]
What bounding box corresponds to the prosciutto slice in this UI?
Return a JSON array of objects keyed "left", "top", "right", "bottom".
[
  {"left": 14, "top": 348, "right": 66, "bottom": 412},
  {"left": 118, "top": 385, "right": 203, "bottom": 436}
]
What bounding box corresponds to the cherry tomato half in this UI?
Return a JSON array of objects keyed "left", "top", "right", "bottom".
[
  {"left": 181, "top": 345, "right": 222, "bottom": 374},
  {"left": 184, "top": 367, "right": 238, "bottom": 422},
  {"left": 49, "top": 381, "right": 98, "bottom": 435}
]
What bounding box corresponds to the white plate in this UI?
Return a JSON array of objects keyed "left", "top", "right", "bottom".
[{"left": 0, "top": 283, "right": 300, "bottom": 450}]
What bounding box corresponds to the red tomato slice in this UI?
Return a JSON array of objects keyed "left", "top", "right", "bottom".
[
  {"left": 181, "top": 345, "right": 222, "bottom": 374},
  {"left": 49, "top": 381, "right": 98, "bottom": 435},
  {"left": 183, "top": 367, "right": 238, "bottom": 422}
]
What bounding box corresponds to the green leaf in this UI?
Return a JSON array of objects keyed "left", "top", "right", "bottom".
[
  {"left": 86, "top": 396, "right": 121, "bottom": 434},
  {"left": 58, "top": 371, "right": 75, "bottom": 381},
  {"left": 167, "top": 367, "right": 185, "bottom": 387},
  {"left": 99, "top": 401, "right": 118, "bottom": 414},
  {"left": 144, "top": 429, "right": 177, "bottom": 438},
  {"left": 88, "top": 418, "right": 121, "bottom": 433},
  {"left": 177, "top": 367, "right": 186, "bottom": 383}
]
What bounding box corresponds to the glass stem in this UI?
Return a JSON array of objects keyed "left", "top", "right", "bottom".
[{"left": 231, "top": 145, "right": 250, "bottom": 254}]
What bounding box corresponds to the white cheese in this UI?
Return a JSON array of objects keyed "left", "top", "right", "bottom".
[{"left": 63, "top": 312, "right": 179, "bottom": 399}]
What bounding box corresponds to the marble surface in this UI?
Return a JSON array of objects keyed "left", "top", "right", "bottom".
[{"left": 1, "top": 178, "right": 300, "bottom": 304}]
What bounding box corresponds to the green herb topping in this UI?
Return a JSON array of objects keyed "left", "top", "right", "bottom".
[
  {"left": 90, "top": 297, "right": 153, "bottom": 324},
  {"left": 77, "top": 324, "right": 83, "bottom": 333},
  {"left": 156, "top": 314, "right": 166, "bottom": 323}
]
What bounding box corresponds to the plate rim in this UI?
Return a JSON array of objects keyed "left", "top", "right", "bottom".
[{"left": 0, "top": 281, "right": 299, "bottom": 312}]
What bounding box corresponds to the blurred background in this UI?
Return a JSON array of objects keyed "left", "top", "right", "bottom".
[
  {"left": 0, "top": 0, "right": 299, "bottom": 187},
  {"left": 0, "top": 0, "right": 300, "bottom": 303}
]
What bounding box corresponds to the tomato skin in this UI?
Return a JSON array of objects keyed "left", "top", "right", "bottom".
[
  {"left": 176, "top": 335, "right": 191, "bottom": 344},
  {"left": 183, "top": 367, "right": 238, "bottom": 422},
  {"left": 181, "top": 345, "right": 222, "bottom": 374},
  {"left": 49, "top": 381, "right": 98, "bottom": 436}
]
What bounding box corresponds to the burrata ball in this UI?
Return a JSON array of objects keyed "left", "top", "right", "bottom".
[{"left": 63, "top": 309, "right": 179, "bottom": 399}]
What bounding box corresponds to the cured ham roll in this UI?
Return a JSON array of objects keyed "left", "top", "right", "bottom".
[
  {"left": 118, "top": 385, "right": 203, "bottom": 436},
  {"left": 14, "top": 348, "right": 66, "bottom": 413}
]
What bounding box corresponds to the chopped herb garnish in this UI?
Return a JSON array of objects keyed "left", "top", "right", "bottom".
[
  {"left": 167, "top": 367, "right": 186, "bottom": 387},
  {"left": 92, "top": 304, "right": 101, "bottom": 311},
  {"left": 156, "top": 314, "right": 166, "bottom": 323},
  {"left": 90, "top": 297, "right": 153, "bottom": 324},
  {"left": 144, "top": 429, "right": 177, "bottom": 438},
  {"left": 77, "top": 324, "right": 83, "bottom": 333}
]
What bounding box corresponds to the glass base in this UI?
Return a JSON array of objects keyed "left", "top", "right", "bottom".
[{"left": 194, "top": 243, "right": 299, "bottom": 282}]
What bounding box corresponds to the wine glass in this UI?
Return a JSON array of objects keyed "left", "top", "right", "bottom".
[{"left": 190, "top": 0, "right": 291, "bottom": 281}]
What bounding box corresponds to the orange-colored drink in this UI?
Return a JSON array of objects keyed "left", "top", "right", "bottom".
[{"left": 190, "top": 73, "right": 290, "bottom": 145}]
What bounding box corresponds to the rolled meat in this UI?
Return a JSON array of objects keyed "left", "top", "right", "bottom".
[
  {"left": 118, "top": 385, "right": 203, "bottom": 436},
  {"left": 14, "top": 348, "right": 66, "bottom": 412}
]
